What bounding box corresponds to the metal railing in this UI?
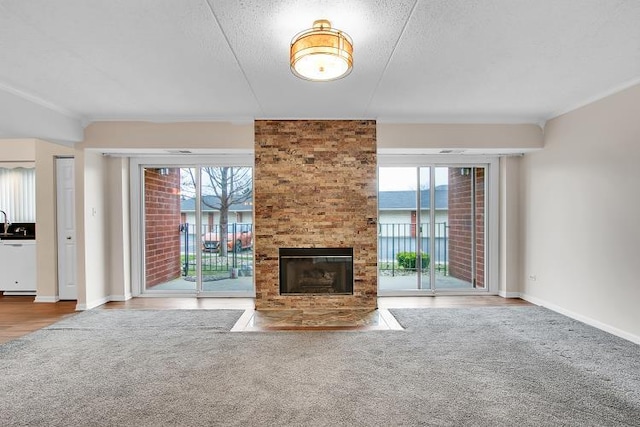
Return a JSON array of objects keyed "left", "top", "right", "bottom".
[
  {"left": 181, "top": 221, "right": 446, "bottom": 278},
  {"left": 378, "top": 222, "right": 448, "bottom": 276},
  {"left": 180, "top": 222, "right": 253, "bottom": 278}
]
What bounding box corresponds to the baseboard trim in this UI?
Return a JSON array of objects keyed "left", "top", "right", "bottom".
[
  {"left": 520, "top": 293, "right": 640, "bottom": 345},
  {"left": 498, "top": 291, "right": 521, "bottom": 298},
  {"left": 76, "top": 296, "right": 110, "bottom": 311},
  {"left": 34, "top": 295, "right": 60, "bottom": 303},
  {"left": 108, "top": 293, "right": 132, "bottom": 302}
]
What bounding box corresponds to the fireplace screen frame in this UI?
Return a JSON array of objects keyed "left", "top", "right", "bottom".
[{"left": 279, "top": 247, "right": 354, "bottom": 295}]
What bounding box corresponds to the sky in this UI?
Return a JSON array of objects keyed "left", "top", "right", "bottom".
[
  {"left": 175, "top": 165, "right": 451, "bottom": 193},
  {"left": 378, "top": 167, "right": 450, "bottom": 191}
]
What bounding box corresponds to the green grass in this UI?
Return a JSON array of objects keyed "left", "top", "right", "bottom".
[{"left": 379, "top": 261, "right": 448, "bottom": 274}]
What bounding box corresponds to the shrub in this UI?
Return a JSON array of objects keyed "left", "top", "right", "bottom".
[{"left": 396, "top": 252, "right": 430, "bottom": 270}]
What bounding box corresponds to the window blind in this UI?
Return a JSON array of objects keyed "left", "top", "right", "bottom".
[{"left": 0, "top": 167, "right": 36, "bottom": 222}]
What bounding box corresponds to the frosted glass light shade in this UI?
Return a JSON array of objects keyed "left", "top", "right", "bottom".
[{"left": 290, "top": 20, "right": 353, "bottom": 81}]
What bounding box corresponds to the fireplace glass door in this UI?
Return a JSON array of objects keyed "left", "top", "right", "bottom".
[{"left": 279, "top": 248, "right": 354, "bottom": 295}]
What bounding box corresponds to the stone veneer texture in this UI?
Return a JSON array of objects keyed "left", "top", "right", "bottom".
[{"left": 254, "top": 120, "right": 378, "bottom": 310}]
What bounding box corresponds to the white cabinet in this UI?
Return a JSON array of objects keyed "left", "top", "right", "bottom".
[{"left": 0, "top": 240, "right": 36, "bottom": 292}]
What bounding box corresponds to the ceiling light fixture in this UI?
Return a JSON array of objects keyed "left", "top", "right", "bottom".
[{"left": 290, "top": 19, "right": 353, "bottom": 82}]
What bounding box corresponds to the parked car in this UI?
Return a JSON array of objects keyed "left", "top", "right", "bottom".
[{"left": 202, "top": 225, "right": 252, "bottom": 253}]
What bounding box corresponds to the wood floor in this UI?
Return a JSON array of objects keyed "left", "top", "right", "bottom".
[
  {"left": 0, "top": 295, "right": 532, "bottom": 344},
  {"left": 0, "top": 296, "right": 77, "bottom": 345}
]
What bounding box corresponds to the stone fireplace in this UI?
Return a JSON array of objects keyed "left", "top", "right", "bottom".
[{"left": 254, "top": 120, "right": 377, "bottom": 310}]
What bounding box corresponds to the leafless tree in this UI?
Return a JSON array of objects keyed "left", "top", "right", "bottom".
[{"left": 182, "top": 167, "right": 252, "bottom": 256}]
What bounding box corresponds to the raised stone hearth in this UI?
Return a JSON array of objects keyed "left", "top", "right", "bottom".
[
  {"left": 254, "top": 120, "right": 377, "bottom": 310},
  {"left": 231, "top": 309, "right": 403, "bottom": 332}
]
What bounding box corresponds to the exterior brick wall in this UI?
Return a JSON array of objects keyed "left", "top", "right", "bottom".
[
  {"left": 254, "top": 120, "right": 378, "bottom": 310},
  {"left": 447, "top": 167, "right": 485, "bottom": 288},
  {"left": 144, "top": 168, "right": 182, "bottom": 288},
  {"left": 475, "top": 168, "right": 485, "bottom": 288}
]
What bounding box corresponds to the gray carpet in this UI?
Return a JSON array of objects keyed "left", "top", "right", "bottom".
[{"left": 0, "top": 307, "right": 638, "bottom": 426}]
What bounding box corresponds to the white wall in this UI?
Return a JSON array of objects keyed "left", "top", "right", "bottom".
[
  {"left": 76, "top": 150, "right": 109, "bottom": 310},
  {"left": 500, "top": 156, "right": 520, "bottom": 297},
  {"left": 378, "top": 123, "right": 543, "bottom": 152},
  {"left": 0, "top": 138, "right": 36, "bottom": 160},
  {"left": 106, "top": 156, "right": 131, "bottom": 301},
  {"left": 83, "top": 121, "right": 253, "bottom": 150},
  {"left": 0, "top": 89, "right": 83, "bottom": 143},
  {"left": 520, "top": 83, "right": 640, "bottom": 343}
]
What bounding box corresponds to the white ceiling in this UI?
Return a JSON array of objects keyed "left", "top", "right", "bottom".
[{"left": 1, "top": 0, "right": 639, "bottom": 143}]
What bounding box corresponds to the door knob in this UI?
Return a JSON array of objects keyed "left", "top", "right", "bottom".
[{"left": 66, "top": 236, "right": 72, "bottom": 240}]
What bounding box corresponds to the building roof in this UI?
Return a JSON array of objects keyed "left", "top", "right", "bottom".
[
  {"left": 182, "top": 186, "right": 448, "bottom": 212},
  {"left": 378, "top": 186, "right": 448, "bottom": 210}
]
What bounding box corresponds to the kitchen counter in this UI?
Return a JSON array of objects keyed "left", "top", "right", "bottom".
[
  {"left": 0, "top": 222, "right": 36, "bottom": 241},
  {"left": 0, "top": 234, "right": 36, "bottom": 240}
]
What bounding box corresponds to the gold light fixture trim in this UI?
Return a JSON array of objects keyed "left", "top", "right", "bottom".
[{"left": 290, "top": 19, "right": 353, "bottom": 81}]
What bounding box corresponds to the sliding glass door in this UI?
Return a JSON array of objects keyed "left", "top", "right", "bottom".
[
  {"left": 196, "top": 166, "right": 253, "bottom": 294},
  {"left": 378, "top": 158, "right": 496, "bottom": 294},
  {"left": 133, "top": 157, "right": 254, "bottom": 297},
  {"left": 378, "top": 167, "right": 420, "bottom": 291}
]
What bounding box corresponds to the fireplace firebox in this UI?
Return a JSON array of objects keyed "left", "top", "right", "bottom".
[{"left": 279, "top": 248, "right": 354, "bottom": 295}]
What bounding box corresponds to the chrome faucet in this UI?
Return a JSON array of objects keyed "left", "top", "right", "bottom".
[{"left": 0, "top": 210, "right": 9, "bottom": 234}]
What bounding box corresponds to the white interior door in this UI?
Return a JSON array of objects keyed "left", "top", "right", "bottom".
[{"left": 56, "top": 157, "right": 77, "bottom": 300}]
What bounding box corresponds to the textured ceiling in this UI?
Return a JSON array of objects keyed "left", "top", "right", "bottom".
[{"left": 0, "top": 0, "right": 639, "bottom": 142}]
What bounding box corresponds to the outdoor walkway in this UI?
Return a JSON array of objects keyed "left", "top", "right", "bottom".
[
  {"left": 149, "top": 271, "right": 473, "bottom": 293},
  {"left": 379, "top": 273, "right": 473, "bottom": 291},
  {"left": 150, "top": 276, "right": 254, "bottom": 292}
]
